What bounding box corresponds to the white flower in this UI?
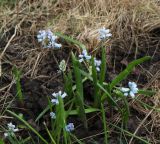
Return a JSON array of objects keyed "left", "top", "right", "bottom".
[
  {"left": 94, "top": 58, "right": 101, "bottom": 72},
  {"left": 37, "top": 30, "right": 47, "bottom": 42},
  {"left": 120, "top": 87, "right": 130, "bottom": 96},
  {"left": 128, "top": 82, "right": 138, "bottom": 93},
  {"left": 98, "top": 27, "right": 112, "bottom": 40},
  {"left": 51, "top": 98, "right": 59, "bottom": 105},
  {"left": 7, "top": 123, "right": 18, "bottom": 132},
  {"left": 37, "top": 29, "right": 62, "bottom": 49},
  {"left": 50, "top": 112, "right": 56, "bottom": 119},
  {"left": 79, "top": 49, "right": 91, "bottom": 62},
  {"left": 4, "top": 133, "right": 8, "bottom": 137},
  {"left": 4, "top": 122, "right": 19, "bottom": 137},
  {"left": 120, "top": 82, "right": 138, "bottom": 98},
  {"left": 65, "top": 123, "right": 74, "bottom": 132},
  {"left": 51, "top": 91, "right": 67, "bottom": 105},
  {"left": 121, "top": 87, "right": 130, "bottom": 92},
  {"left": 54, "top": 43, "right": 62, "bottom": 49}
]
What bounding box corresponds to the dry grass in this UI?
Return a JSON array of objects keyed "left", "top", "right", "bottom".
[{"left": 0, "top": 0, "right": 160, "bottom": 143}]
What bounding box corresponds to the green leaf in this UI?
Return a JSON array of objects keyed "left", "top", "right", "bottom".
[
  {"left": 72, "top": 53, "right": 88, "bottom": 129},
  {"left": 55, "top": 32, "right": 86, "bottom": 50},
  {"left": 12, "top": 66, "right": 23, "bottom": 102},
  {"left": 64, "top": 72, "right": 73, "bottom": 98},
  {"left": 44, "top": 123, "right": 56, "bottom": 144},
  {"left": 68, "top": 108, "right": 100, "bottom": 115},
  {"left": 91, "top": 57, "right": 100, "bottom": 107},
  {"left": 138, "top": 89, "right": 156, "bottom": 96},
  {"left": 35, "top": 105, "right": 50, "bottom": 122},
  {"left": 109, "top": 56, "right": 151, "bottom": 90},
  {"left": 101, "top": 103, "right": 108, "bottom": 144},
  {"left": 99, "top": 47, "right": 107, "bottom": 85},
  {"left": 80, "top": 69, "right": 119, "bottom": 108}
]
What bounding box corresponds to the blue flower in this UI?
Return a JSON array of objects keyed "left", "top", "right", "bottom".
[
  {"left": 94, "top": 58, "right": 101, "bottom": 72},
  {"left": 121, "top": 82, "right": 138, "bottom": 98},
  {"left": 37, "top": 30, "right": 47, "bottom": 42},
  {"left": 50, "top": 112, "right": 56, "bottom": 119},
  {"left": 98, "top": 27, "right": 112, "bottom": 40},
  {"left": 37, "top": 29, "right": 62, "bottom": 49},
  {"left": 51, "top": 91, "right": 67, "bottom": 105},
  {"left": 65, "top": 123, "right": 74, "bottom": 132},
  {"left": 79, "top": 49, "right": 91, "bottom": 62}
]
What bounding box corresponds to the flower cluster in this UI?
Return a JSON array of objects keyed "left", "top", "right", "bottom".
[
  {"left": 51, "top": 91, "right": 67, "bottom": 105},
  {"left": 79, "top": 49, "right": 91, "bottom": 62},
  {"left": 121, "top": 82, "right": 138, "bottom": 98},
  {"left": 98, "top": 27, "right": 112, "bottom": 40},
  {"left": 78, "top": 49, "right": 101, "bottom": 72},
  {"left": 50, "top": 112, "right": 56, "bottom": 119},
  {"left": 65, "top": 123, "right": 74, "bottom": 132},
  {"left": 37, "top": 30, "right": 62, "bottom": 49},
  {"left": 50, "top": 91, "right": 74, "bottom": 132},
  {"left": 4, "top": 122, "right": 19, "bottom": 137},
  {"left": 94, "top": 58, "right": 101, "bottom": 72}
]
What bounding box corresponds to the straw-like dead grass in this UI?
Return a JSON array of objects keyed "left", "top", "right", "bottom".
[{"left": 0, "top": 0, "right": 160, "bottom": 143}]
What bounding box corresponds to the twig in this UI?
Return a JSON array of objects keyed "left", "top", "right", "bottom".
[
  {"left": 0, "top": 25, "right": 18, "bottom": 59},
  {"left": 0, "top": 25, "right": 17, "bottom": 77}
]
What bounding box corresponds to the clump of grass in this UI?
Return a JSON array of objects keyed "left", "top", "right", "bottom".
[
  {"left": 3, "top": 29, "right": 155, "bottom": 144},
  {"left": 1, "top": 0, "right": 160, "bottom": 143}
]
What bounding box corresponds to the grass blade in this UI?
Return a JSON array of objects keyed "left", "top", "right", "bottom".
[
  {"left": 101, "top": 103, "right": 108, "bottom": 144},
  {"left": 35, "top": 105, "right": 50, "bottom": 122},
  {"left": 44, "top": 122, "right": 56, "bottom": 144},
  {"left": 91, "top": 57, "right": 100, "bottom": 107},
  {"left": 72, "top": 52, "right": 88, "bottom": 129},
  {"left": 99, "top": 47, "right": 107, "bottom": 85}
]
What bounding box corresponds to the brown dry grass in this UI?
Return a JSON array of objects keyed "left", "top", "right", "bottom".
[{"left": 0, "top": 0, "right": 160, "bottom": 143}]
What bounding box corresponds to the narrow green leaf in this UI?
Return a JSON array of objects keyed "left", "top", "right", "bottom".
[
  {"left": 55, "top": 96, "right": 67, "bottom": 143},
  {"left": 13, "top": 66, "right": 23, "bottom": 102},
  {"left": 64, "top": 72, "right": 73, "bottom": 98},
  {"left": 99, "top": 47, "right": 106, "bottom": 85},
  {"left": 44, "top": 123, "right": 56, "bottom": 144},
  {"left": 101, "top": 103, "right": 108, "bottom": 144},
  {"left": 35, "top": 105, "right": 50, "bottom": 122},
  {"left": 55, "top": 32, "right": 86, "bottom": 50},
  {"left": 72, "top": 53, "right": 88, "bottom": 129},
  {"left": 91, "top": 57, "right": 100, "bottom": 107},
  {"left": 69, "top": 108, "right": 100, "bottom": 115},
  {"left": 72, "top": 53, "right": 84, "bottom": 101},
  {"left": 138, "top": 89, "right": 156, "bottom": 96},
  {"left": 110, "top": 56, "right": 151, "bottom": 90},
  {"left": 136, "top": 98, "right": 160, "bottom": 112}
]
